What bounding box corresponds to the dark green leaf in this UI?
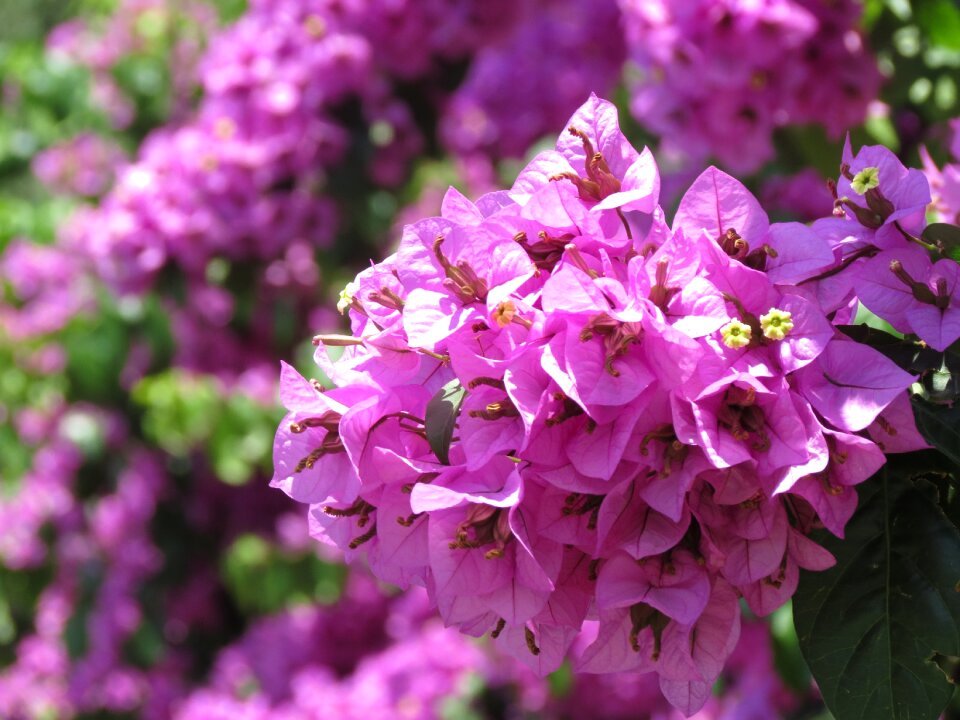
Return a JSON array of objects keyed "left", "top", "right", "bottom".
[
  {"left": 64, "top": 311, "right": 129, "bottom": 404},
  {"left": 930, "top": 473, "right": 960, "bottom": 530},
  {"left": 923, "top": 224, "right": 960, "bottom": 261},
  {"left": 425, "top": 379, "right": 466, "bottom": 465},
  {"left": 930, "top": 652, "right": 960, "bottom": 685},
  {"left": 123, "top": 620, "right": 166, "bottom": 668},
  {"left": 911, "top": 395, "right": 960, "bottom": 468},
  {"left": 64, "top": 562, "right": 103, "bottom": 659},
  {"left": 794, "top": 469, "right": 960, "bottom": 720},
  {"left": 222, "top": 535, "right": 345, "bottom": 615},
  {"left": 924, "top": 366, "right": 960, "bottom": 404}
]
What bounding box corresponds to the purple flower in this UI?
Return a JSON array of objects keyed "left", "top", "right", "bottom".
[
  {"left": 32, "top": 134, "right": 128, "bottom": 198},
  {"left": 440, "top": 0, "right": 624, "bottom": 160},
  {"left": 855, "top": 246, "right": 960, "bottom": 351},
  {"left": 920, "top": 145, "right": 960, "bottom": 225},
  {"left": 832, "top": 139, "right": 931, "bottom": 248}
]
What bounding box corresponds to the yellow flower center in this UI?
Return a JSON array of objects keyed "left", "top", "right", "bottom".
[
  {"left": 851, "top": 166, "right": 879, "bottom": 195},
  {"left": 720, "top": 319, "right": 753, "bottom": 349},
  {"left": 759, "top": 308, "right": 794, "bottom": 340}
]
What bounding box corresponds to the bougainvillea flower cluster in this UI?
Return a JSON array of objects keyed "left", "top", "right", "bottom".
[
  {"left": 922, "top": 121, "right": 960, "bottom": 226},
  {"left": 47, "top": 0, "right": 217, "bottom": 128},
  {"left": 816, "top": 139, "right": 960, "bottom": 352},
  {"left": 170, "top": 579, "right": 807, "bottom": 720},
  {"left": 620, "top": 0, "right": 880, "bottom": 172},
  {"left": 559, "top": 618, "right": 810, "bottom": 720},
  {"left": 439, "top": 0, "right": 625, "bottom": 160},
  {"left": 171, "top": 580, "right": 546, "bottom": 720},
  {"left": 265, "top": 93, "right": 924, "bottom": 714}
]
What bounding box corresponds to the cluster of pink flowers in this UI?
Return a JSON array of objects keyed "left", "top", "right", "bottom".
[
  {"left": 58, "top": 0, "right": 540, "bottom": 388},
  {"left": 173, "top": 619, "right": 503, "bottom": 720},
  {"left": 922, "top": 119, "right": 960, "bottom": 226},
  {"left": 68, "top": 0, "right": 529, "bottom": 296},
  {"left": 47, "top": 0, "right": 217, "bottom": 127},
  {"left": 827, "top": 139, "right": 959, "bottom": 352},
  {"left": 439, "top": 0, "right": 625, "bottom": 160},
  {"left": 0, "top": 240, "right": 91, "bottom": 340},
  {"left": 40, "top": 0, "right": 885, "bottom": 394},
  {"left": 170, "top": 575, "right": 540, "bottom": 720},
  {"left": 0, "top": 442, "right": 167, "bottom": 718},
  {"left": 69, "top": 4, "right": 339, "bottom": 294},
  {"left": 620, "top": 0, "right": 881, "bottom": 172},
  {"left": 560, "top": 619, "right": 812, "bottom": 719},
  {"left": 31, "top": 134, "right": 128, "bottom": 199},
  {"left": 273, "top": 96, "right": 929, "bottom": 714},
  {"left": 0, "top": 393, "right": 308, "bottom": 718},
  {"left": 171, "top": 569, "right": 807, "bottom": 720}
]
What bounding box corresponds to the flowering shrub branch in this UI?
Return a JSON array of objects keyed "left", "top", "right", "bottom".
[{"left": 272, "top": 95, "right": 960, "bottom": 718}]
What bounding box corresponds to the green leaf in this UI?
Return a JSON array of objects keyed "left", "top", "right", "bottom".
[
  {"left": 770, "top": 602, "right": 812, "bottom": 692},
  {"left": 794, "top": 469, "right": 960, "bottom": 720},
  {"left": 221, "top": 534, "right": 345, "bottom": 615},
  {"left": 915, "top": 0, "right": 960, "bottom": 51},
  {"left": 930, "top": 651, "right": 960, "bottom": 685},
  {"left": 863, "top": 0, "right": 886, "bottom": 28},
  {"left": 928, "top": 472, "right": 960, "bottom": 530},
  {"left": 911, "top": 395, "right": 960, "bottom": 468},
  {"left": 548, "top": 661, "right": 574, "bottom": 698},
  {"left": 64, "top": 562, "right": 103, "bottom": 659},
  {"left": 211, "top": 0, "right": 248, "bottom": 23},
  {"left": 922, "top": 223, "right": 960, "bottom": 261},
  {"left": 425, "top": 379, "right": 465, "bottom": 465},
  {"left": 123, "top": 619, "right": 166, "bottom": 668},
  {"left": 131, "top": 370, "right": 220, "bottom": 456},
  {"left": 64, "top": 311, "right": 129, "bottom": 403}
]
